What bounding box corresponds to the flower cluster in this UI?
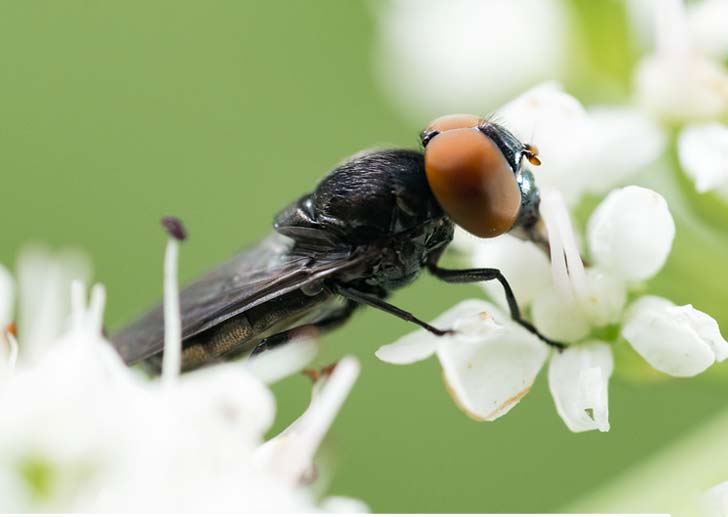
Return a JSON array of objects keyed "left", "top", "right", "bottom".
[
  {"left": 0, "top": 239, "right": 366, "bottom": 512},
  {"left": 371, "top": 0, "right": 728, "bottom": 434},
  {"left": 377, "top": 185, "right": 728, "bottom": 432}
]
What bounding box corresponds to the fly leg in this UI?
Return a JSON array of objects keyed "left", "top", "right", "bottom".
[
  {"left": 333, "top": 285, "right": 453, "bottom": 336},
  {"left": 427, "top": 262, "right": 565, "bottom": 349},
  {"left": 249, "top": 300, "right": 357, "bottom": 356}
]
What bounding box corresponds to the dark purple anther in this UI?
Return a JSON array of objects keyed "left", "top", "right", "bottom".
[{"left": 161, "top": 216, "right": 188, "bottom": 242}]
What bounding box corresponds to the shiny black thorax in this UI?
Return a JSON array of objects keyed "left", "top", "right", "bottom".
[{"left": 274, "top": 149, "right": 454, "bottom": 294}]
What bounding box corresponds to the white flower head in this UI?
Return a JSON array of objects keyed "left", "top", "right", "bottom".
[
  {"left": 0, "top": 224, "right": 366, "bottom": 512},
  {"left": 678, "top": 122, "right": 728, "bottom": 198},
  {"left": 495, "top": 83, "right": 665, "bottom": 203},
  {"left": 372, "top": 0, "right": 568, "bottom": 122},
  {"left": 633, "top": 0, "right": 728, "bottom": 122},
  {"left": 380, "top": 185, "right": 726, "bottom": 432}
]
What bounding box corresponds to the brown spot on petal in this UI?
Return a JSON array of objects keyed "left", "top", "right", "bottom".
[
  {"left": 5, "top": 322, "right": 16, "bottom": 337},
  {"left": 442, "top": 371, "right": 532, "bottom": 422}
]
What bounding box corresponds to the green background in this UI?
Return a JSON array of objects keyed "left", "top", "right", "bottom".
[{"left": 1, "top": 1, "right": 727, "bottom": 512}]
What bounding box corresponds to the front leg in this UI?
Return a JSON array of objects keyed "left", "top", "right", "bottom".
[{"left": 427, "top": 262, "right": 565, "bottom": 349}]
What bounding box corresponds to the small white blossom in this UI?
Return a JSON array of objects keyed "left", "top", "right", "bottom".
[
  {"left": 678, "top": 122, "right": 728, "bottom": 198},
  {"left": 704, "top": 480, "right": 728, "bottom": 517},
  {"left": 496, "top": 83, "right": 665, "bottom": 202},
  {"left": 633, "top": 0, "right": 728, "bottom": 122},
  {"left": 372, "top": 0, "right": 568, "bottom": 121}
]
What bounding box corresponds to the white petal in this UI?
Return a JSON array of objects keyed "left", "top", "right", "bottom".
[
  {"left": 372, "top": 0, "right": 568, "bottom": 121},
  {"left": 688, "top": 0, "right": 728, "bottom": 58},
  {"left": 622, "top": 296, "right": 728, "bottom": 377},
  {"left": 435, "top": 304, "right": 549, "bottom": 421},
  {"left": 497, "top": 82, "right": 593, "bottom": 201},
  {"left": 16, "top": 245, "right": 91, "bottom": 361},
  {"left": 172, "top": 364, "right": 276, "bottom": 444},
  {"left": 583, "top": 107, "right": 666, "bottom": 193},
  {"left": 587, "top": 186, "right": 675, "bottom": 283},
  {"left": 635, "top": 53, "right": 728, "bottom": 122},
  {"left": 244, "top": 338, "right": 319, "bottom": 384},
  {"left": 256, "top": 357, "right": 359, "bottom": 485},
  {"left": 320, "top": 496, "right": 370, "bottom": 514},
  {"left": 578, "top": 268, "right": 627, "bottom": 328},
  {"left": 469, "top": 234, "right": 551, "bottom": 309},
  {"left": 704, "top": 480, "right": 728, "bottom": 517},
  {"left": 375, "top": 299, "right": 491, "bottom": 365},
  {"left": 531, "top": 288, "right": 591, "bottom": 343},
  {"left": 548, "top": 341, "right": 613, "bottom": 433},
  {"left": 677, "top": 123, "right": 728, "bottom": 194},
  {"left": 0, "top": 264, "right": 13, "bottom": 326}
]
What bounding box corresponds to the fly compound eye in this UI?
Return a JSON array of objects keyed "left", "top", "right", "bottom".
[
  {"left": 424, "top": 128, "right": 522, "bottom": 238},
  {"left": 421, "top": 113, "right": 483, "bottom": 147}
]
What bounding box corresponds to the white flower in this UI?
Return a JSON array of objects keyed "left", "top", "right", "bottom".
[
  {"left": 633, "top": 0, "right": 728, "bottom": 122},
  {"left": 376, "top": 299, "right": 549, "bottom": 422},
  {"left": 678, "top": 122, "right": 728, "bottom": 198},
  {"left": 379, "top": 186, "right": 727, "bottom": 432},
  {"left": 704, "top": 480, "right": 728, "bottom": 517},
  {"left": 372, "top": 0, "right": 568, "bottom": 122},
  {"left": 495, "top": 83, "right": 665, "bottom": 202},
  {"left": 0, "top": 231, "right": 365, "bottom": 512},
  {"left": 688, "top": 0, "right": 728, "bottom": 59}
]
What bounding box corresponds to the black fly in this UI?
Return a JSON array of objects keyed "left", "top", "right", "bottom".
[{"left": 112, "top": 114, "right": 563, "bottom": 373}]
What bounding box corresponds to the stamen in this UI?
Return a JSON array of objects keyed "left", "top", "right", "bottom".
[
  {"left": 540, "top": 189, "right": 587, "bottom": 301},
  {"left": 161, "top": 216, "right": 188, "bottom": 242},
  {"left": 161, "top": 218, "right": 186, "bottom": 386},
  {"left": 5, "top": 332, "right": 18, "bottom": 371},
  {"left": 70, "top": 280, "right": 86, "bottom": 331},
  {"left": 540, "top": 189, "right": 572, "bottom": 300},
  {"left": 88, "top": 284, "right": 106, "bottom": 335},
  {"left": 551, "top": 192, "right": 587, "bottom": 297}
]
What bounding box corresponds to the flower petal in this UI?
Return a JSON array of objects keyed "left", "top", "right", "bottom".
[
  {"left": 469, "top": 234, "right": 551, "bottom": 309},
  {"left": 320, "top": 496, "right": 370, "bottom": 514},
  {"left": 531, "top": 288, "right": 591, "bottom": 343},
  {"left": 497, "top": 82, "right": 593, "bottom": 201},
  {"left": 584, "top": 107, "right": 666, "bottom": 193},
  {"left": 548, "top": 341, "right": 613, "bottom": 433},
  {"left": 704, "top": 480, "right": 728, "bottom": 517},
  {"left": 689, "top": 0, "right": 728, "bottom": 58},
  {"left": 373, "top": 0, "right": 568, "bottom": 121},
  {"left": 677, "top": 123, "right": 728, "bottom": 194},
  {"left": 435, "top": 304, "right": 549, "bottom": 421},
  {"left": 244, "top": 338, "right": 319, "bottom": 384},
  {"left": 635, "top": 53, "right": 728, "bottom": 122},
  {"left": 0, "top": 264, "right": 13, "bottom": 326},
  {"left": 16, "top": 245, "right": 91, "bottom": 361},
  {"left": 375, "top": 299, "right": 491, "bottom": 365},
  {"left": 622, "top": 296, "right": 728, "bottom": 377},
  {"left": 587, "top": 186, "right": 675, "bottom": 283},
  {"left": 578, "top": 268, "right": 627, "bottom": 327}
]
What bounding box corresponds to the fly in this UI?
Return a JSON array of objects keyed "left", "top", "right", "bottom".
[{"left": 112, "top": 114, "right": 563, "bottom": 373}]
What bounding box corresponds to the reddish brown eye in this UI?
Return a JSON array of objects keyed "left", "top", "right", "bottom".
[
  {"left": 425, "top": 128, "right": 521, "bottom": 238},
  {"left": 426, "top": 113, "right": 483, "bottom": 133}
]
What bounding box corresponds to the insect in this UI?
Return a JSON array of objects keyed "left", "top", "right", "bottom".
[{"left": 112, "top": 114, "right": 562, "bottom": 373}]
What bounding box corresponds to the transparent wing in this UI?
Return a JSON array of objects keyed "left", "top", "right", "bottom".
[{"left": 111, "top": 232, "right": 357, "bottom": 364}]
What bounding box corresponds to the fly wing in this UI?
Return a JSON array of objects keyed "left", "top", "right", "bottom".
[{"left": 111, "top": 232, "right": 358, "bottom": 364}]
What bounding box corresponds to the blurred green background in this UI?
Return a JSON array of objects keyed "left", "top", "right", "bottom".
[{"left": 1, "top": 1, "right": 727, "bottom": 513}]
